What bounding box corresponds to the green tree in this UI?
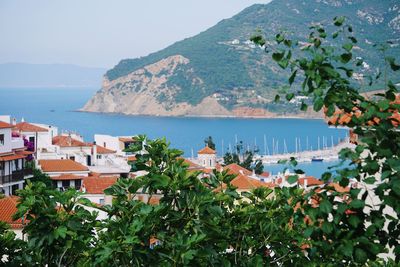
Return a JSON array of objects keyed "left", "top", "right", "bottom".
[
  {"left": 204, "top": 136, "right": 216, "bottom": 150},
  {"left": 223, "top": 140, "right": 264, "bottom": 175},
  {"left": 252, "top": 16, "right": 400, "bottom": 264}
]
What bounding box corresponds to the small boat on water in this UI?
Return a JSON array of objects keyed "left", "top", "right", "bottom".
[{"left": 311, "top": 157, "right": 323, "bottom": 162}]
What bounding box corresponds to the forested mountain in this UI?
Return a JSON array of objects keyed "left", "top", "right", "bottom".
[{"left": 83, "top": 0, "right": 400, "bottom": 117}]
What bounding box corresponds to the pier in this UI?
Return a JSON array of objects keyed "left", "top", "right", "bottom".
[{"left": 254, "top": 139, "right": 354, "bottom": 164}]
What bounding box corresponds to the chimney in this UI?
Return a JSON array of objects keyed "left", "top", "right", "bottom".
[
  {"left": 68, "top": 133, "right": 72, "bottom": 146},
  {"left": 12, "top": 118, "right": 16, "bottom": 125},
  {"left": 304, "top": 178, "right": 308, "bottom": 189},
  {"left": 93, "top": 141, "right": 97, "bottom": 166},
  {"left": 21, "top": 117, "right": 25, "bottom": 122}
]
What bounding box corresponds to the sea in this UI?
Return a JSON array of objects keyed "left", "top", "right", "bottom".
[{"left": 0, "top": 87, "right": 349, "bottom": 177}]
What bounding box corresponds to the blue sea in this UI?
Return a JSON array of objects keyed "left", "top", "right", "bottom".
[{"left": 0, "top": 87, "right": 348, "bottom": 177}]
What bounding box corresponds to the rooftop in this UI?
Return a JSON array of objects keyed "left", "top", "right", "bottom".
[
  {"left": 53, "top": 135, "right": 88, "bottom": 147},
  {"left": 0, "top": 121, "right": 13, "bottom": 129},
  {"left": 0, "top": 196, "right": 25, "bottom": 229},
  {"left": 39, "top": 159, "right": 89, "bottom": 172},
  {"left": 14, "top": 122, "right": 48, "bottom": 132},
  {"left": 82, "top": 176, "right": 118, "bottom": 194},
  {"left": 198, "top": 146, "right": 216, "bottom": 155}
]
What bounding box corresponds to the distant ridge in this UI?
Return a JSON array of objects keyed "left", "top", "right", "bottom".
[
  {"left": 0, "top": 63, "right": 107, "bottom": 88},
  {"left": 83, "top": 0, "right": 400, "bottom": 117}
]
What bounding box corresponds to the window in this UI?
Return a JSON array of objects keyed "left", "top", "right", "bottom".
[
  {"left": 97, "top": 155, "right": 102, "bottom": 159},
  {"left": 14, "top": 159, "right": 19, "bottom": 170},
  {"left": 0, "top": 162, "right": 4, "bottom": 171},
  {"left": 99, "top": 199, "right": 105, "bottom": 205},
  {"left": 103, "top": 142, "right": 106, "bottom": 148},
  {"left": 75, "top": 179, "right": 81, "bottom": 188},
  {"left": 69, "top": 156, "right": 75, "bottom": 161},
  {"left": 0, "top": 134, "right": 4, "bottom": 146},
  {"left": 62, "top": 180, "right": 69, "bottom": 188}
]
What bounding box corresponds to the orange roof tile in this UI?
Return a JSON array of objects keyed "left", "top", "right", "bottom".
[
  {"left": 82, "top": 176, "right": 118, "bottom": 194},
  {"left": 180, "top": 158, "right": 203, "bottom": 170},
  {"left": 127, "top": 156, "right": 137, "bottom": 162},
  {"left": 328, "top": 183, "right": 350, "bottom": 193},
  {"left": 223, "top": 163, "right": 253, "bottom": 176},
  {"left": 298, "top": 176, "right": 324, "bottom": 187},
  {"left": 0, "top": 196, "right": 26, "bottom": 229},
  {"left": 0, "top": 121, "right": 13, "bottom": 129},
  {"left": 0, "top": 153, "right": 26, "bottom": 161},
  {"left": 198, "top": 146, "right": 216, "bottom": 154},
  {"left": 119, "top": 137, "right": 135, "bottom": 143},
  {"left": 50, "top": 174, "right": 86, "bottom": 181},
  {"left": 14, "top": 122, "right": 48, "bottom": 132},
  {"left": 39, "top": 159, "right": 89, "bottom": 172},
  {"left": 52, "top": 136, "right": 88, "bottom": 147},
  {"left": 230, "top": 174, "right": 273, "bottom": 190},
  {"left": 92, "top": 145, "right": 115, "bottom": 154}
]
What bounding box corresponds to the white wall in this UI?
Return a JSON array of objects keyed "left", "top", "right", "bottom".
[
  {"left": 197, "top": 154, "right": 216, "bottom": 168},
  {"left": 95, "top": 135, "right": 120, "bottom": 152},
  {"left": 0, "top": 128, "right": 12, "bottom": 154}
]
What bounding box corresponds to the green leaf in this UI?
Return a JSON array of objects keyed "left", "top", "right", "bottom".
[
  {"left": 287, "top": 175, "right": 298, "bottom": 184},
  {"left": 343, "top": 43, "right": 353, "bottom": 52},
  {"left": 272, "top": 52, "right": 285, "bottom": 62},
  {"left": 274, "top": 94, "right": 281, "bottom": 102},
  {"left": 286, "top": 93, "right": 295, "bottom": 101},
  {"left": 348, "top": 215, "right": 361, "bottom": 227},
  {"left": 300, "top": 102, "right": 308, "bottom": 111},
  {"left": 334, "top": 16, "right": 345, "bottom": 26},
  {"left": 340, "top": 53, "right": 352, "bottom": 63},
  {"left": 355, "top": 248, "right": 367, "bottom": 263},
  {"left": 319, "top": 200, "right": 332, "bottom": 214},
  {"left": 289, "top": 70, "right": 297, "bottom": 85},
  {"left": 313, "top": 98, "right": 324, "bottom": 111},
  {"left": 364, "top": 177, "right": 376, "bottom": 184},
  {"left": 350, "top": 199, "right": 365, "bottom": 209},
  {"left": 386, "top": 57, "right": 400, "bottom": 71},
  {"left": 55, "top": 226, "right": 67, "bottom": 239}
]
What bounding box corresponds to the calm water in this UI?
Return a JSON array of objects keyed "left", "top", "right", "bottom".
[{"left": 0, "top": 88, "right": 348, "bottom": 177}]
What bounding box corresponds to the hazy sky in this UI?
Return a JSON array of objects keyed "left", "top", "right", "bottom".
[{"left": 0, "top": 0, "right": 270, "bottom": 68}]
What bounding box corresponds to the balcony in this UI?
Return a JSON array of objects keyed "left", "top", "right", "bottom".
[
  {"left": 11, "top": 137, "right": 24, "bottom": 150},
  {"left": 0, "top": 169, "right": 27, "bottom": 185}
]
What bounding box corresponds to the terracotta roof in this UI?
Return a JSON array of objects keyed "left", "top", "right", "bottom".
[
  {"left": 298, "top": 176, "right": 324, "bottom": 187},
  {"left": 223, "top": 163, "right": 253, "bottom": 176},
  {"left": 149, "top": 196, "right": 161, "bottom": 205},
  {"left": 198, "top": 146, "right": 216, "bottom": 154},
  {"left": 39, "top": 159, "right": 89, "bottom": 172},
  {"left": 50, "top": 174, "right": 86, "bottom": 181},
  {"left": 119, "top": 137, "right": 135, "bottom": 143},
  {"left": 14, "top": 122, "right": 48, "bottom": 132},
  {"left": 92, "top": 145, "right": 115, "bottom": 154},
  {"left": 0, "top": 153, "right": 26, "bottom": 161},
  {"left": 0, "top": 121, "right": 13, "bottom": 129},
  {"left": 82, "top": 176, "right": 118, "bottom": 194},
  {"left": 0, "top": 196, "right": 26, "bottom": 229},
  {"left": 53, "top": 136, "right": 88, "bottom": 147},
  {"left": 328, "top": 183, "right": 350, "bottom": 193},
  {"left": 326, "top": 95, "right": 400, "bottom": 128},
  {"left": 230, "top": 174, "right": 274, "bottom": 190},
  {"left": 127, "top": 156, "right": 137, "bottom": 162}
]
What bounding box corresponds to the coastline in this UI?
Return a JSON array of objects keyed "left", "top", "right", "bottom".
[{"left": 77, "top": 109, "right": 324, "bottom": 120}]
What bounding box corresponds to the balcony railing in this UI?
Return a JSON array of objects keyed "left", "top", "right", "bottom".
[{"left": 0, "top": 169, "right": 30, "bottom": 185}]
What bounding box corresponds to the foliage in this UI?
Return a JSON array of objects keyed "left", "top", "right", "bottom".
[
  {"left": 204, "top": 136, "right": 216, "bottom": 150},
  {"left": 252, "top": 16, "right": 400, "bottom": 264},
  {"left": 223, "top": 140, "right": 264, "bottom": 175}
]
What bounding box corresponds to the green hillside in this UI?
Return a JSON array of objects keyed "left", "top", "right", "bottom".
[{"left": 105, "top": 0, "right": 400, "bottom": 107}]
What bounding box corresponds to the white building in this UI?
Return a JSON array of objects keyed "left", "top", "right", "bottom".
[
  {"left": 38, "top": 159, "right": 90, "bottom": 190},
  {"left": 94, "top": 134, "right": 136, "bottom": 155},
  {"left": 0, "top": 118, "right": 34, "bottom": 196},
  {"left": 197, "top": 146, "right": 217, "bottom": 169}
]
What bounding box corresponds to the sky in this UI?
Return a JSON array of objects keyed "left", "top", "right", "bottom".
[{"left": 0, "top": 0, "right": 270, "bottom": 68}]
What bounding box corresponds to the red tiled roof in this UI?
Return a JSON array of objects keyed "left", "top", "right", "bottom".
[
  {"left": 50, "top": 174, "right": 86, "bottom": 181},
  {"left": 328, "top": 183, "right": 350, "bottom": 193},
  {"left": 92, "top": 145, "right": 115, "bottom": 154},
  {"left": 119, "top": 137, "right": 135, "bottom": 142},
  {"left": 198, "top": 146, "right": 216, "bottom": 154},
  {"left": 39, "top": 159, "right": 89, "bottom": 172},
  {"left": 127, "top": 156, "right": 137, "bottom": 162},
  {"left": 180, "top": 158, "right": 203, "bottom": 170},
  {"left": 0, "top": 121, "right": 13, "bottom": 129},
  {"left": 0, "top": 196, "right": 26, "bottom": 229},
  {"left": 53, "top": 136, "right": 88, "bottom": 147},
  {"left": 298, "top": 176, "right": 324, "bottom": 187},
  {"left": 14, "top": 122, "right": 48, "bottom": 132},
  {"left": 82, "top": 176, "right": 118, "bottom": 194},
  {"left": 0, "top": 153, "right": 26, "bottom": 161},
  {"left": 230, "top": 174, "right": 273, "bottom": 190},
  {"left": 223, "top": 163, "right": 253, "bottom": 176}
]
